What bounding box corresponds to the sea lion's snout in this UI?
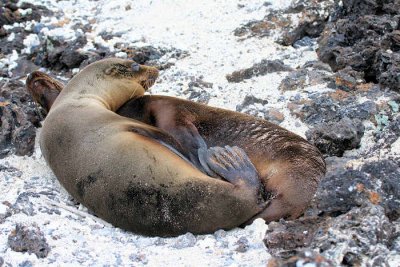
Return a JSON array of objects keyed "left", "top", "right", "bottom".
[{"left": 139, "top": 65, "right": 159, "bottom": 90}]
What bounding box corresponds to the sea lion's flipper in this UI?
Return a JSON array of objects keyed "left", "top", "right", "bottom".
[
  {"left": 129, "top": 124, "right": 188, "bottom": 157},
  {"left": 26, "top": 71, "right": 64, "bottom": 113},
  {"left": 172, "top": 121, "right": 212, "bottom": 173},
  {"left": 199, "top": 145, "right": 262, "bottom": 193},
  {"left": 198, "top": 147, "right": 219, "bottom": 178}
]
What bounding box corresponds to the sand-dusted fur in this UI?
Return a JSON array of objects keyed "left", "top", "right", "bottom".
[
  {"left": 27, "top": 62, "right": 326, "bottom": 234},
  {"left": 118, "top": 96, "right": 326, "bottom": 223},
  {"left": 33, "top": 58, "right": 265, "bottom": 236}
]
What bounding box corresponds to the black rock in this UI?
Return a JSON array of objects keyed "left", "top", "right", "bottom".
[
  {"left": 267, "top": 249, "right": 334, "bottom": 267},
  {"left": 226, "top": 59, "right": 292, "bottom": 83},
  {"left": 235, "top": 236, "right": 249, "bottom": 253},
  {"left": 0, "top": 2, "right": 52, "bottom": 28},
  {"left": 8, "top": 223, "right": 50, "bottom": 258},
  {"left": 310, "top": 156, "right": 400, "bottom": 221},
  {"left": 312, "top": 205, "right": 395, "bottom": 266},
  {"left": 233, "top": 0, "right": 336, "bottom": 46},
  {"left": 301, "top": 93, "right": 379, "bottom": 126},
  {"left": 279, "top": 69, "right": 308, "bottom": 91},
  {"left": 361, "top": 159, "right": 400, "bottom": 221},
  {"left": 236, "top": 95, "right": 268, "bottom": 112},
  {"left": 33, "top": 35, "right": 88, "bottom": 71},
  {"left": 372, "top": 114, "right": 400, "bottom": 150},
  {"left": 317, "top": 0, "right": 400, "bottom": 91},
  {"left": 264, "top": 217, "right": 324, "bottom": 258},
  {"left": 306, "top": 117, "right": 365, "bottom": 157},
  {"left": 312, "top": 163, "right": 373, "bottom": 216},
  {"left": 115, "top": 44, "right": 189, "bottom": 70},
  {"left": 0, "top": 80, "right": 41, "bottom": 158}
]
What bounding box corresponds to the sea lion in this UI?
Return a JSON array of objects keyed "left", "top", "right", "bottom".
[
  {"left": 27, "top": 58, "right": 268, "bottom": 237},
  {"left": 27, "top": 65, "right": 326, "bottom": 228}
]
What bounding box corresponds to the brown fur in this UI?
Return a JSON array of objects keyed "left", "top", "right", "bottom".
[
  {"left": 31, "top": 58, "right": 265, "bottom": 237},
  {"left": 118, "top": 96, "right": 326, "bottom": 223}
]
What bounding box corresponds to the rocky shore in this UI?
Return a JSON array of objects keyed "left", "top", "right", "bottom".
[{"left": 0, "top": 0, "right": 399, "bottom": 266}]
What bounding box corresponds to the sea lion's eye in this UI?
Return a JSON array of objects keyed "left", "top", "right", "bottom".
[{"left": 131, "top": 62, "right": 140, "bottom": 72}]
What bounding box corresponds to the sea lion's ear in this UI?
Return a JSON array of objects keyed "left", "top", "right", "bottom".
[
  {"left": 131, "top": 62, "right": 140, "bottom": 72},
  {"left": 104, "top": 66, "right": 115, "bottom": 75}
]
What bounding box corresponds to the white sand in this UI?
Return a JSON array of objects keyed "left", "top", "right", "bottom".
[{"left": 0, "top": 0, "right": 328, "bottom": 266}]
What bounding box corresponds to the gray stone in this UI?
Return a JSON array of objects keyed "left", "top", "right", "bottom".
[
  {"left": 306, "top": 117, "right": 365, "bottom": 157},
  {"left": 8, "top": 223, "right": 50, "bottom": 258}
]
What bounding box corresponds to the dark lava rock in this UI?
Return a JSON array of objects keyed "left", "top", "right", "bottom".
[
  {"left": 235, "top": 236, "right": 249, "bottom": 253},
  {"left": 334, "top": 66, "right": 365, "bottom": 91},
  {"left": 124, "top": 45, "right": 163, "bottom": 64},
  {"left": 318, "top": 0, "right": 400, "bottom": 91},
  {"left": 278, "top": 0, "right": 336, "bottom": 46},
  {"left": 11, "top": 192, "right": 40, "bottom": 216},
  {"left": 0, "top": 1, "right": 52, "bottom": 29},
  {"left": 314, "top": 205, "right": 395, "bottom": 266},
  {"left": 0, "top": 79, "right": 42, "bottom": 158},
  {"left": 234, "top": 11, "right": 292, "bottom": 39},
  {"left": 234, "top": 0, "right": 336, "bottom": 46},
  {"left": 264, "top": 108, "right": 285, "bottom": 124},
  {"left": 0, "top": 29, "right": 26, "bottom": 55},
  {"left": 267, "top": 198, "right": 397, "bottom": 265},
  {"left": 188, "top": 77, "right": 213, "bottom": 89},
  {"left": 311, "top": 160, "right": 375, "bottom": 217},
  {"left": 306, "top": 117, "right": 365, "bottom": 157},
  {"left": 310, "top": 157, "right": 400, "bottom": 220},
  {"left": 32, "top": 35, "right": 89, "bottom": 71},
  {"left": 9, "top": 57, "right": 39, "bottom": 79},
  {"left": 267, "top": 250, "right": 334, "bottom": 267},
  {"left": 0, "top": 2, "right": 53, "bottom": 57},
  {"left": 361, "top": 160, "right": 400, "bottom": 221},
  {"left": 264, "top": 217, "right": 325, "bottom": 258},
  {"left": 184, "top": 77, "right": 213, "bottom": 104},
  {"left": 8, "top": 223, "right": 50, "bottom": 258},
  {"left": 279, "top": 69, "right": 308, "bottom": 91},
  {"left": 226, "top": 59, "right": 292, "bottom": 83},
  {"left": 236, "top": 95, "right": 268, "bottom": 112},
  {"left": 372, "top": 113, "right": 400, "bottom": 150},
  {"left": 279, "top": 63, "right": 334, "bottom": 91},
  {"left": 301, "top": 92, "right": 379, "bottom": 125},
  {"left": 116, "top": 44, "right": 189, "bottom": 70},
  {"left": 0, "top": 164, "right": 22, "bottom": 177},
  {"left": 186, "top": 89, "right": 211, "bottom": 104}
]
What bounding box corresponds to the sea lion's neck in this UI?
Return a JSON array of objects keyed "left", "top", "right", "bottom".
[
  {"left": 94, "top": 80, "right": 145, "bottom": 111},
  {"left": 57, "top": 78, "right": 145, "bottom": 112}
]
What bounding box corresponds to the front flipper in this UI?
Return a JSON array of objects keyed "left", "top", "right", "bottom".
[
  {"left": 198, "top": 145, "right": 265, "bottom": 201},
  {"left": 129, "top": 124, "right": 193, "bottom": 165},
  {"left": 171, "top": 121, "right": 212, "bottom": 174}
]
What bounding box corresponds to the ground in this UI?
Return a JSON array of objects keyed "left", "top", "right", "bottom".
[{"left": 0, "top": 0, "right": 399, "bottom": 266}]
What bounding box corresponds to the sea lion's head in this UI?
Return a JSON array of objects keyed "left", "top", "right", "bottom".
[
  {"left": 62, "top": 58, "right": 159, "bottom": 111},
  {"left": 101, "top": 58, "right": 159, "bottom": 91}
]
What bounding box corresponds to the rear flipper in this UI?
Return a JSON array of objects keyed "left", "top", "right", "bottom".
[
  {"left": 198, "top": 145, "right": 266, "bottom": 203},
  {"left": 26, "top": 71, "right": 64, "bottom": 113}
]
